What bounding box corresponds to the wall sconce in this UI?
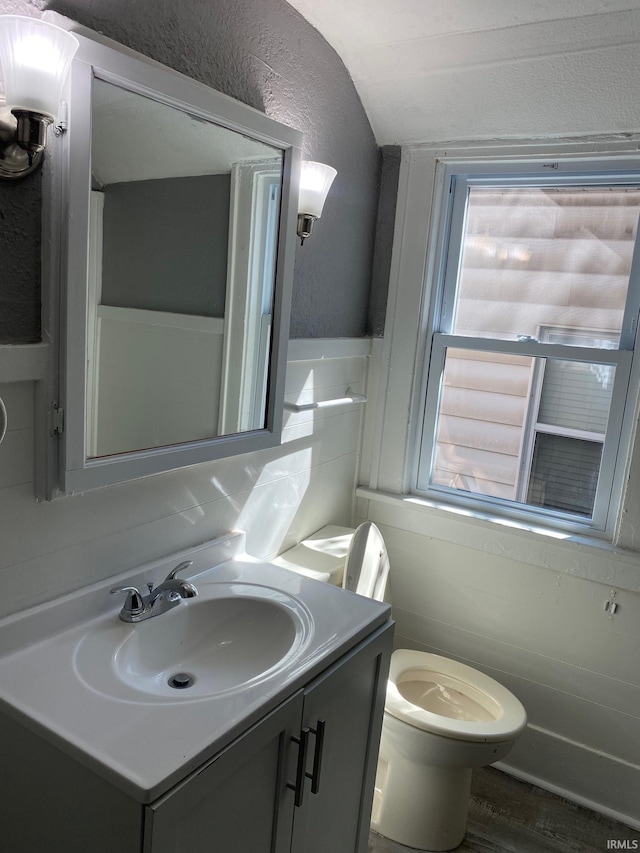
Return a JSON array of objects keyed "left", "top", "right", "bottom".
[
  {"left": 0, "top": 16, "right": 78, "bottom": 180},
  {"left": 297, "top": 160, "right": 337, "bottom": 244}
]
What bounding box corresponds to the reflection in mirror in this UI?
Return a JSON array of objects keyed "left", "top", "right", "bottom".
[{"left": 86, "top": 78, "right": 283, "bottom": 458}]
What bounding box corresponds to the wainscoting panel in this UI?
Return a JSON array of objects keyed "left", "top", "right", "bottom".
[
  {"left": 356, "top": 500, "right": 640, "bottom": 828},
  {"left": 0, "top": 382, "right": 33, "bottom": 490},
  {"left": 0, "top": 339, "right": 369, "bottom": 618}
]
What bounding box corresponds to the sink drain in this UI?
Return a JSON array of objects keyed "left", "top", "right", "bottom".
[{"left": 168, "top": 672, "right": 194, "bottom": 689}]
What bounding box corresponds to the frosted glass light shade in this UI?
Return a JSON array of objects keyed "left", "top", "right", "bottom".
[
  {"left": 298, "top": 160, "right": 337, "bottom": 218},
  {"left": 0, "top": 16, "right": 78, "bottom": 120}
]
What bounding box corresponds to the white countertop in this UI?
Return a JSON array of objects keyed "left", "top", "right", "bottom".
[{"left": 0, "top": 532, "right": 390, "bottom": 803}]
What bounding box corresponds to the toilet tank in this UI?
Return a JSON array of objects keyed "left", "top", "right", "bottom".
[{"left": 272, "top": 525, "right": 355, "bottom": 585}]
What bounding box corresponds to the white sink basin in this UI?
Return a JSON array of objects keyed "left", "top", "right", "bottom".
[{"left": 74, "top": 583, "right": 312, "bottom": 702}]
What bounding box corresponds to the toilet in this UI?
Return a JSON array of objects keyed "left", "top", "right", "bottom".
[
  {"left": 275, "top": 521, "right": 527, "bottom": 851},
  {"left": 344, "top": 522, "right": 527, "bottom": 851}
]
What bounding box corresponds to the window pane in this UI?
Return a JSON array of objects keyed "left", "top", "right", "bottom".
[
  {"left": 452, "top": 187, "right": 640, "bottom": 343},
  {"left": 429, "top": 347, "right": 615, "bottom": 519},
  {"left": 431, "top": 349, "right": 534, "bottom": 501},
  {"left": 527, "top": 434, "right": 602, "bottom": 516},
  {"left": 538, "top": 359, "right": 614, "bottom": 434}
]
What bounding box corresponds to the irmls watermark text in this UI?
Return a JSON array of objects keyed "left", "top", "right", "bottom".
[{"left": 606, "top": 842, "right": 639, "bottom": 850}]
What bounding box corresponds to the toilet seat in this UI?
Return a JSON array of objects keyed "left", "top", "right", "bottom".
[{"left": 386, "top": 649, "right": 527, "bottom": 743}]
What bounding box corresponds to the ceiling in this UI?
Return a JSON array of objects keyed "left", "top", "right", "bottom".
[{"left": 284, "top": 0, "right": 640, "bottom": 146}]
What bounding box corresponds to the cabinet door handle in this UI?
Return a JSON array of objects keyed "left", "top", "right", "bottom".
[
  {"left": 307, "top": 719, "right": 325, "bottom": 795},
  {"left": 287, "top": 727, "right": 310, "bottom": 807}
]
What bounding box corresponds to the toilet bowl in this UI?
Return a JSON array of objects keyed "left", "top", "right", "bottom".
[{"left": 343, "top": 522, "right": 527, "bottom": 852}]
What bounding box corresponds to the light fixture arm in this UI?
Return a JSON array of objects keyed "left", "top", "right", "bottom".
[
  {"left": 0, "top": 104, "right": 52, "bottom": 179},
  {"left": 297, "top": 213, "right": 317, "bottom": 245}
]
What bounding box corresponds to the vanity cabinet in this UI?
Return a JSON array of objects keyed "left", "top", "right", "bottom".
[
  {"left": 291, "top": 625, "right": 391, "bottom": 853},
  {"left": 144, "top": 623, "right": 392, "bottom": 853},
  {"left": 0, "top": 620, "right": 392, "bottom": 853},
  {"left": 144, "top": 692, "right": 303, "bottom": 853}
]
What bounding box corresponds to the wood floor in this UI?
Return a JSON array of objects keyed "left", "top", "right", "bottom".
[{"left": 368, "top": 767, "right": 640, "bottom": 853}]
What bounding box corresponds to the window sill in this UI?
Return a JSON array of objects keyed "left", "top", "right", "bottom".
[{"left": 356, "top": 487, "right": 640, "bottom": 593}]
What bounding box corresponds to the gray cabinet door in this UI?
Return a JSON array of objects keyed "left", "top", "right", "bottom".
[
  {"left": 144, "top": 691, "right": 303, "bottom": 853},
  {"left": 291, "top": 623, "right": 393, "bottom": 853}
]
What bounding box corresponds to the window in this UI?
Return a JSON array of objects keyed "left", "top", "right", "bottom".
[{"left": 416, "top": 162, "right": 640, "bottom": 535}]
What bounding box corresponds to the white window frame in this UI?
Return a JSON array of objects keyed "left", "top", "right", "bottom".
[
  {"left": 416, "top": 160, "right": 640, "bottom": 536},
  {"left": 363, "top": 141, "right": 640, "bottom": 552}
]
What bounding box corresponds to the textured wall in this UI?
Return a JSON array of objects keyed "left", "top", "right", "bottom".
[
  {"left": 369, "top": 145, "right": 400, "bottom": 337},
  {"left": 0, "top": 0, "right": 47, "bottom": 341},
  {"left": 101, "top": 175, "right": 230, "bottom": 317},
  {"left": 0, "top": 172, "right": 42, "bottom": 342},
  {"left": 0, "top": 0, "right": 380, "bottom": 340}
]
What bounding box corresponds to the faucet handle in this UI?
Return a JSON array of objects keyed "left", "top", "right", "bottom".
[
  {"left": 110, "top": 586, "right": 145, "bottom": 615},
  {"left": 165, "top": 560, "right": 193, "bottom": 581}
]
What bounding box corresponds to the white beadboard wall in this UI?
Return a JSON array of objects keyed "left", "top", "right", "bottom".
[
  {"left": 91, "top": 306, "right": 225, "bottom": 456},
  {"left": 0, "top": 338, "right": 369, "bottom": 619},
  {"left": 357, "top": 337, "right": 640, "bottom": 827},
  {"left": 354, "top": 498, "right": 640, "bottom": 828}
]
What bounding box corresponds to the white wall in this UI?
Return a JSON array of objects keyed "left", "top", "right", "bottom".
[
  {"left": 355, "top": 481, "right": 640, "bottom": 828},
  {"left": 0, "top": 339, "right": 369, "bottom": 619}
]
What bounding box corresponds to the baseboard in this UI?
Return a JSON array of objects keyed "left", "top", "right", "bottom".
[{"left": 494, "top": 724, "right": 640, "bottom": 831}]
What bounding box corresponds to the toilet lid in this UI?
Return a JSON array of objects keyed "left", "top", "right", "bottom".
[{"left": 343, "top": 522, "right": 389, "bottom": 602}]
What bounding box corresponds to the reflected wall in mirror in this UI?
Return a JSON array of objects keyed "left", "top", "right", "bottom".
[
  {"left": 56, "top": 31, "right": 301, "bottom": 494},
  {"left": 88, "top": 78, "right": 284, "bottom": 458}
]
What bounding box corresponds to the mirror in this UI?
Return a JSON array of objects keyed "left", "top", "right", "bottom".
[
  {"left": 57, "top": 32, "right": 301, "bottom": 493},
  {"left": 88, "top": 79, "right": 283, "bottom": 456}
]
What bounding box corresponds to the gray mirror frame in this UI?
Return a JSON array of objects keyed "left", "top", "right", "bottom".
[{"left": 55, "top": 32, "right": 302, "bottom": 493}]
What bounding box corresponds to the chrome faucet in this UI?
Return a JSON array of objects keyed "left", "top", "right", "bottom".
[{"left": 110, "top": 560, "right": 198, "bottom": 623}]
